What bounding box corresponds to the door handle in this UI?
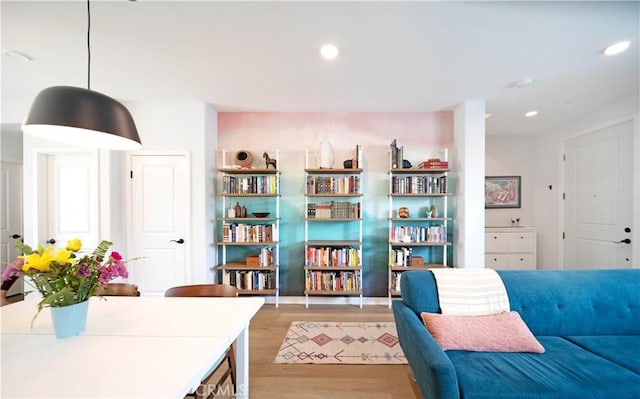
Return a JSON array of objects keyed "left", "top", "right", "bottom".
[
  {"left": 614, "top": 238, "right": 631, "bottom": 244},
  {"left": 46, "top": 238, "right": 56, "bottom": 244},
  {"left": 170, "top": 238, "right": 185, "bottom": 244},
  {"left": 9, "top": 234, "right": 21, "bottom": 239}
]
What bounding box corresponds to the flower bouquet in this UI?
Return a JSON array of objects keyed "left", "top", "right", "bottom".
[{"left": 2, "top": 238, "right": 131, "bottom": 326}]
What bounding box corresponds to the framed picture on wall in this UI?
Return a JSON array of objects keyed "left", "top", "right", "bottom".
[{"left": 485, "top": 176, "right": 521, "bottom": 209}]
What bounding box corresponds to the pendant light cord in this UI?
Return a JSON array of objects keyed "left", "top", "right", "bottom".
[{"left": 87, "top": 0, "right": 91, "bottom": 91}]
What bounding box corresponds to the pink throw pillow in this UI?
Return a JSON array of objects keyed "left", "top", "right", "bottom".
[{"left": 421, "top": 311, "right": 545, "bottom": 353}]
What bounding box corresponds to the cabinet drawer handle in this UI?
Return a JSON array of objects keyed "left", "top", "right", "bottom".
[{"left": 494, "top": 258, "right": 498, "bottom": 261}]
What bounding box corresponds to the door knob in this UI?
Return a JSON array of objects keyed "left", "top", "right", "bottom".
[
  {"left": 170, "top": 238, "right": 185, "bottom": 244},
  {"left": 614, "top": 238, "right": 631, "bottom": 244},
  {"left": 46, "top": 238, "right": 56, "bottom": 244},
  {"left": 9, "top": 234, "right": 21, "bottom": 239}
]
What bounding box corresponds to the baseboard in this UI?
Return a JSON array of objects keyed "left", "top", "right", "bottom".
[{"left": 264, "top": 296, "right": 391, "bottom": 307}]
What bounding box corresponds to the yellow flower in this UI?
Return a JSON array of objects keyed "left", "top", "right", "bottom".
[
  {"left": 53, "top": 249, "right": 76, "bottom": 266},
  {"left": 66, "top": 239, "right": 82, "bottom": 252},
  {"left": 21, "top": 246, "right": 54, "bottom": 272}
]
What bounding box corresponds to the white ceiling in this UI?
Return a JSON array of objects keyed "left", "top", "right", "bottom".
[{"left": 2, "top": 1, "right": 638, "bottom": 135}]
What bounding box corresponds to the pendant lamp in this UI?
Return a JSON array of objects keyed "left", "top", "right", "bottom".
[{"left": 22, "top": 0, "right": 141, "bottom": 150}]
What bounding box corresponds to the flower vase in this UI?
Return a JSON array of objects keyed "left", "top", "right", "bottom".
[
  {"left": 50, "top": 300, "right": 89, "bottom": 338},
  {"left": 317, "top": 137, "right": 335, "bottom": 169}
]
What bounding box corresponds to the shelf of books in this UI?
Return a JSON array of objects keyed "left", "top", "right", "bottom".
[
  {"left": 215, "top": 149, "right": 280, "bottom": 306},
  {"left": 303, "top": 146, "right": 364, "bottom": 308},
  {"left": 388, "top": 145, "right": 452, "bottom": 307}
]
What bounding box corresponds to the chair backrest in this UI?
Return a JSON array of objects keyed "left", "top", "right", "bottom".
[
  {"left": 164, "top": 284, "right": 239, "bottom": 298},
  {"left": 97, "top": 283, "right": 141, "bottom": 297}
]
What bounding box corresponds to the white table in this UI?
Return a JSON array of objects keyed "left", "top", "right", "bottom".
[{"left": 1, "top": 296, "right": 264, "bottom": 399}]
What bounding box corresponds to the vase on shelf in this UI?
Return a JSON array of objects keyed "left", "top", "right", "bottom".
[
  {"left": 50, "top": 300, "right": 89, "bottom": 339},
  {"left": 317, "top": 136, "right": 334, "bottom": 169}
]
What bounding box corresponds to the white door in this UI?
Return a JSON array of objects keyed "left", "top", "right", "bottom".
[
  {"left": 564, "top": 120, "right": 634, "bottom": 268},
  {"left": 1, "top": 161, "right": 23, "bottom": 296},
  {"left": 128, "top": 154, "right": 190, "bottom": 294},
  {"left": 46, "top": 153, "right": 99, "bottom": 249}
]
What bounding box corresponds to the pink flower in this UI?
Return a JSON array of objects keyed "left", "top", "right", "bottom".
[
  {"left": 2, "top": 259, "right": 24, "bottom": 281},
  {"left": 98, "top": 259, "right": 128, "bottom": 284},
  {"left": 110, "top": 251, "right": 122, "bottom": 261}
]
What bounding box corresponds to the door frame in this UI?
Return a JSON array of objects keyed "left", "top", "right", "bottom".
[
  {"left": 560, "top": 115, "right": 639, "bottom": 268},
  {"left": 125, "top": 150, "right": 192, "bottom": 288}
]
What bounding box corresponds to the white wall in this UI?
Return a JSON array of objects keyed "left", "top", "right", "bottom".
[
  {"left": 486, "top": 95, "right": 639, "bottom": 269},
  {"left": 485, "top": 134, "right": 536, "bottom": 228},
  {"left": 124, "top": 101, "right": 217, "bottom": 283},
  {"left": 454, "top": 101, "right": 486, "bottom": 268},
  {"left": 533, "top": 95, "right": 639, "bottom": 269}
]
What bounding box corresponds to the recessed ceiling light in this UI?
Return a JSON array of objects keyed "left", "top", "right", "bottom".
[
  {"left": 3, "top": 50, "right": 32, "bottom": 62},
  {"left": 525, "top": 110, "right": 538, "bottom": 117},
  {"left": 515, "top": 77, "right": 534, "bottom": 88},
  {"left": 320, "top": 44, "right": 339, "bottom": 60},
  {"left": 604, "top": 41, "right": 630, "bottom": 56}
]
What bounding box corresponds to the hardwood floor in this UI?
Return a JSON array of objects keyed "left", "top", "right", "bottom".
[{"left": 245, "top": 304, "right": 422, "bottom": 399}]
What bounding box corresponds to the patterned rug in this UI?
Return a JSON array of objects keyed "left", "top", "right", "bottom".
[{"left": 274, "top": 321, "right": 408, "bottom": 364}]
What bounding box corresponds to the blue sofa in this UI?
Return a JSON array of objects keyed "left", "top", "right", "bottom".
[{"left": 392, "top": 269, "right": 640, "bottom": 399}]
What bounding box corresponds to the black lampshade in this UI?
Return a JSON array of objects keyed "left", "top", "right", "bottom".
[{"left": 22, "top": 86, "right": 142, "bottom": 150}]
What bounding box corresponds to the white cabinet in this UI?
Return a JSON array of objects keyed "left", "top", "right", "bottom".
[{"left": 485, "top": 228, "right": 536, "bottom": 270}]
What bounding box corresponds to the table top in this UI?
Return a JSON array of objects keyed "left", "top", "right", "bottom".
[
  {"left": 1, "top": 296, "right": 265, "bottom": 342},
  {"left": 1, "top": 295, "right": 264, "bottom": 399},
  {"left": 1, "top": 333, "right": 228, "bottom": 399}
]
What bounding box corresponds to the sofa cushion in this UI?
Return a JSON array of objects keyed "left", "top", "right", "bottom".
[
  {"left": 565, "top": 335, "right": 640, "bottom": 374},
  {"left": 447, "top": 336, "right": 640, "bottom": 399},
  {"left": 421, "top": 311, "right": 544, "bottom": 353}
]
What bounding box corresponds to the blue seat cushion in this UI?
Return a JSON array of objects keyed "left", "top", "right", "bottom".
[
  {"left": 447, "top": 336, "right": 640, "bottom": 399},
  {"left": 565, "top": 335, "right": 640, "bottom": 374}
]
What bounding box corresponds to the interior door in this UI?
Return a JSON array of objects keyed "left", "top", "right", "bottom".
[
  {"left": 46, "top": 153, "right": 99, "bottom": 249},
  {"left": 128, "top": 154, "right": 190, "bottom": 294},
  {"left": 1, "top": 161, "right": 23, "bottom": 296},
  {"left": 564, "top": 120, "right": 634, "bottom": 268}
]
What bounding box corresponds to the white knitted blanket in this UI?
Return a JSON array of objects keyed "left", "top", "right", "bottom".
[{"left": 429, "top": 268, "right": 510, "bottom": 316}]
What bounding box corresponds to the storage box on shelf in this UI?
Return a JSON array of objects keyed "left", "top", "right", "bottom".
[
  {"left": 485, "top": 227, "right": 537, "bottom": 269},
  {"left": 304, "top": 148, "right": 364, "bottom": 308},
  {"left": 388, "top": 148, "right": 452, "bottom": 307},
  {"left": 215, "top": 150, "right": 280, "bottom": 306}
]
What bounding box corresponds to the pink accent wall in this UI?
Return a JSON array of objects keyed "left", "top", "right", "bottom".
[{"left": 218, "top": 112, "right": 453, "bottom": 149}]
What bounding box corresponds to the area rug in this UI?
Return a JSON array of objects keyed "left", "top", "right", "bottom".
[{"left": 274, "top": 321, "right": 408, "bottom": 364}]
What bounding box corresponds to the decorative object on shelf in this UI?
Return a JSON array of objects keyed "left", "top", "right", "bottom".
[
  {"left": 22, "top": 0, "right": 141, "bottom": 151},
  {"left": 228, "top": 206, "right": 236, "bottom": 218},
  {"left": 317, "top": 136, "right": 335, "bottom": 168},
  {"left": 234, "top": 202, "right": 242, "bottom": 218},
  {"left": 252, "top": 212, "right": 270, "bottom": 218},
  {"left": 430, "top": 204, "right": 438, "bottom": 218},
  {"left": 485, "top": 176, "right": 522, "bottom": 209},
  {"left": 263, "top": 152, "right": 277, "bottom": 169},
  {"left": 425, "top": 208, "right": 433, "bottom": 218},
  {"left": 390, "top": 139, "right": 413, "bottom": 169},
  {"left": 343, "top": 159, "right": 354, "bottom": 168},
  {"left": 398, "top": 207, "right": 410, "bottom": 218},
  {"left": 234, "top": 150, "right": 253, "bottom": 167},
  {"left": 1, "top": 239, "right": 135, "bottom": 338}
]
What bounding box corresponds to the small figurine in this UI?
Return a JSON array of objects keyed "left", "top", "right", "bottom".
[{"left": 263, "top": 152, "right": 277, "bottom": 169}]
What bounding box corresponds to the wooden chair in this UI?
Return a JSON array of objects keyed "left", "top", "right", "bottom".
[
  {"left": 164, "top": 284, "right": 238, "bottom": 399},
  {"left": 97, "top": 283, "right": 141, "bottom": 297}
]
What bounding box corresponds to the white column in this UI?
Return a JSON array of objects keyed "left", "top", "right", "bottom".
[{"left": 454, "top": 100, "right": 486, "bottom": 268}]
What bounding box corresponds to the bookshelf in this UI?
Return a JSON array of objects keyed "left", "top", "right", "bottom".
[
  {"left": 216, "top": 150, "right": 280, "bottom": 306},
  {"left": 304, "top": 147, "right": 364, "bottom": 308},
  {"left": 387, "top": 148, "right": 452, "bottom": 307}
]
